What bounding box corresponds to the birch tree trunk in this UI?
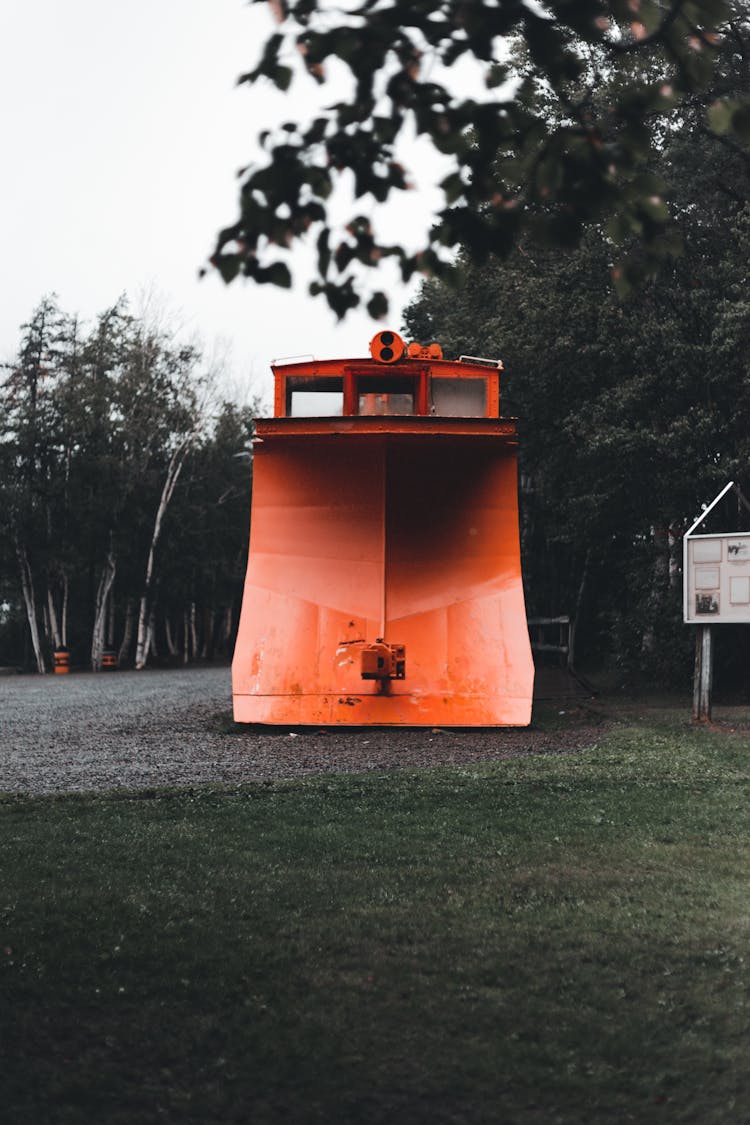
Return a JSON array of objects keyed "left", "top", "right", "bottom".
[
  {"left": 106, "top": 585, "right": 116, "bottom": 649},
  {"left": 47, "top": 586, "right": 62, "bottom": 650},
  {"left": 190, "top": 601, "right": 198, "bottom": 662},
  {"left": 42, "top": 601, "right": 52, "bottom": 649},
  {"left": 135, "top": 437, "right": 192, "bottom": 670},
  {"left": 164, "top": 617, "right": 178, "bottom": 657},
  {"left": 118, "top": 598, "right": 136, "bottom": 666},
  {"left": 91, "top": 549, "right": 117, "bottom": 670},
  {"left": 668, "top": 522, "right": 682, "bottom": 589},
  {"left": 16, "top": 542, "right": 46, "bottom": 673},
  {"left": 61, "top": 573, "right": 69, "bottom": 648},
  {"left": 200, "top": 608, "right": 215, "bottom": 659}
]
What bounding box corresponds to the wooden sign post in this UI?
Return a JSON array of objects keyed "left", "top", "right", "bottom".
[{"left": 692, "top": 624, "right": 713, "bottom": 722}]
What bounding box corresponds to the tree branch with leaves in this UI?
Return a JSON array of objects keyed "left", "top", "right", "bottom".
[{"left": 210, "top": 0, "right": 741, "bottom": 314}]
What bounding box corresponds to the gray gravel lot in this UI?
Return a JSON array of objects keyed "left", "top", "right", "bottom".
[{"left": 0, "top": 665, "right": 601, "bottom": 795}]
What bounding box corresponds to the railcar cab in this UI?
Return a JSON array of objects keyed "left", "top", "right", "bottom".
[{"left": 272, "top": 329, "right": 503, "bottom": 421}]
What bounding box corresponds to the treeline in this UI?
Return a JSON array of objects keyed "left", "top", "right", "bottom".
[
  {"left": 404, "top": 15, "right": 750, "bottom": 688},
  {"left": 0, "top": 296, "right": 255, "bottom": 672}
]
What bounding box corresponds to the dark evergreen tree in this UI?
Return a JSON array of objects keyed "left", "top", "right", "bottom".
[
  {"left": 0, "top": 298, "right": 256, "bottom": 671},
  {"left": 0, "top": 296, "right": 72, "bottom": 671}
]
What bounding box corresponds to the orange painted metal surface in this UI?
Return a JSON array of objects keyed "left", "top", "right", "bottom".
[{"left": 232, "top": 342, "right": 534, "bottom": 726}]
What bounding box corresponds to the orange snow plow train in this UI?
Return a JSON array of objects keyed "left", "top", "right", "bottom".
[{"left": 232, "top": 331, "right": 534, "bottom": 726}]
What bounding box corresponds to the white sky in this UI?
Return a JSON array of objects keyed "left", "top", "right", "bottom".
[{"left": 0, "top": 0, "right": 449, "bottom": 408}]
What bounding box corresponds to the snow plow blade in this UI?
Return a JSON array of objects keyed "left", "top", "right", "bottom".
[{"left": 233, "top": 431, "right": 532, "bottom": 727}]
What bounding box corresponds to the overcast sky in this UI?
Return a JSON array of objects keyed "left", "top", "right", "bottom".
[{"left": 1, "top": 0, "right": 442, "bottom": 406}]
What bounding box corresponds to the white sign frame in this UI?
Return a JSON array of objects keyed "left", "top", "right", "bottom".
[{"left": 683, "top": 481, "right": 750, "bottom": 623}]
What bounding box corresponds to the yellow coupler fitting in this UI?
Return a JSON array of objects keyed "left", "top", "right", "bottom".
[{"left": 361, "top": 641, "right": 406, "bottom": 681}]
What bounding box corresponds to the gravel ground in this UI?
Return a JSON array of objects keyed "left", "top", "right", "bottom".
[{"left": 0, "top": 666, "right": 603, "bottom": 795}]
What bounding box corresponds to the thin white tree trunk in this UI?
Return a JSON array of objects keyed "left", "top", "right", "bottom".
[
  {"left": 118, "top": 598, "right": 136, "bottom": 665},
  {"left": 61, "top": 573, "right": 69, "bottom": 647},
  {"left": 17, "top": 543, "right": 46, "bottom": 673},
  {"left": 47, "top": 587, "right": 62, "bottom": 650},
  {"left": 182, "top": 610, "right": 190, "bottom": 664},
  {"left": 42, "top": 600, "right": 52, "bottom": 648},
  {"left": 190, "top": 601, "right": 198, "bottom": 661},
  {"left": 668, "top": 522, "right": 681, "bottom": 589},
  {"left": 106, "top": 585, "right": 116, "bottom": 648},
  {"left": 164, "top": 616, "right": 178, "bottom": 657},
  {"left": 147, "top": 609, "right": 158, "bottom": 659},
  {"left": 135, "top": 592, "right": 150, "bottom": 668},
  {"left": 135, "top": 438, "right": 191, "bottom": 670},
  {"left": 200, "top": 609, "right": 215, "bottom": 659},
  {"left": 91, "top": 550, "right": 117, "bottom": 670}
]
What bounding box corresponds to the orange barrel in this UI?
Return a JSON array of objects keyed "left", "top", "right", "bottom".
[
  {"left": 101, "top": 650, "right": 118, "bottom": 671},
  {"left": 53, "top": 649, "right": 70, "bottom": 675}
]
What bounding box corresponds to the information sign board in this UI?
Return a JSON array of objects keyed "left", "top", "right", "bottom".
[
  {"left": 684, "top": 532, "right": 750, "bottom": 623},
  {"left": 683, "top": 481, "right": 750, "bottom": 624}
]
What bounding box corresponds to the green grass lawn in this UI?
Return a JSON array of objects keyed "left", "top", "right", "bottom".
[{"left": 3, "top": 708, "right": 750, "bottom": 1123}]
